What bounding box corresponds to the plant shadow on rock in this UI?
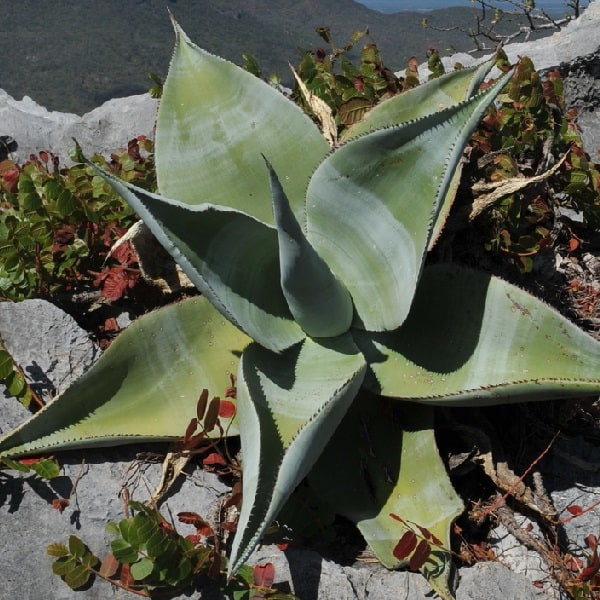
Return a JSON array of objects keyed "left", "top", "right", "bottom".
[{"left": 0, "top": 469, "right": 71, "bottom": 513}]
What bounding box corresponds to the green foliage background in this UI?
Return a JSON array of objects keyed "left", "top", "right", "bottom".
[{"left": 1, "top": 0, "right": 549, "bottom": 114}]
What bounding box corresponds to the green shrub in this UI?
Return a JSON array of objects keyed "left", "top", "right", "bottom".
[{"left": 0, "top": 137, "right": 154, "bottom": 301}]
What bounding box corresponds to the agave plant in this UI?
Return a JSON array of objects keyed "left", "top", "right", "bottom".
[{"left": 1, "top": 21, "right": 600, "bottom": 598}]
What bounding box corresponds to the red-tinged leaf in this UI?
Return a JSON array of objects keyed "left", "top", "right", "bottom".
[
  {"left": 565, "top": 554, "right": 584, "bottom": 572},
  {"left": 393, "top": 531, "right": 417, "bottom": 561},
  {"left": 389, "top": 513, "right": 404, "bottom": 524},
  {"left": 203, "top": 452, "right": 227, "bottom": 467},
  {"left": 1, "top": 167, "right": 19, "bottom": 193},
  {"left": 183, "top": 432, "right": 207, "bottom": 451},
  {"left": 218, "top": 399, "right": 236, "bottom": 418},
  {"left": 19, "top": 457, "right": 43, "bottom": 465},
  {"left": 100, "top": 268, "right": 139, "bottom": 301},
  {"left": 578, "top": 552, "right": 600, "bottom": 582},
  {"left": 568, "top": 236, "right": 580, "bottom": 253},
  {"left": 533, "top": 580, "right": 544, "bottom": 589},
  {"left": 178, "top": 512, "right": 214, "bottom": 536},
  {"left": 414, "top": 523, "right": 443, "bottom": 547},
  {"left": 102, "top": 317, "right": 120, "bottom": 334},
  {"left": 52, "top": 498, "right": 70, "bottom": 513},
  {"left": 453, "top": 523, "right": 463, "bottom": 535},
  {"left": 409, "top": 540, "right": 431, "bottom": 572},
  {"left": 119, "top": 563, "right": 135, "bottom": 587},
  {"left": 185, "top": 534, "right": 202, "bottom": 545},
  {"left": 52, "top": 225, "right": 76, "bottom": 253},
  {"left": 225, "top": 373, "right": 237, "bottom": 399},
  {"left": 158, "top": 518, "right": 177, "bottom": 536},
  {"left": 197, "top": 389, "right": 209, "bottom": 421},
  {"left": 178, "top": 511, "right": 204, "bottom": 527},
  {"left": 567, "top": 505, "right": 583, "bottom": 516},
  {"left": 223, "top": 490, "right": 242, "bottom": 510},
  {"left": 586, "top": 533, "right": 598, "bottom": 552},
  {"left": 203, "top": 397, "right": 220, "bottom": 432},
  {"left": 253, "top": 562, "right": 275, "bottom": 588},
  {"left": 128, "top": 139, "right": 141, "bottom": 161},
  {"left": 99, "top": 554, "right": 120, "bottom": 579},
  {"left": 184, "top": 418, "right": 198, "bottom": 442},
  {"left": 111, "top": 240, "right": 138, "bottom": 266}
]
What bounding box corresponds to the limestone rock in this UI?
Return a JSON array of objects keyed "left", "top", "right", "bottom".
[
  {"left": 457, "top": 562, "right": 547, "bottom": 599},
  {"left": 0, "top": 89, "right": 157, "bottom": 165},
  {"left": 560, "top": 51, "right": 600, "bottom": 158},
  {"left": 0, "top": 299, "right": 100, "bottom": 428}
]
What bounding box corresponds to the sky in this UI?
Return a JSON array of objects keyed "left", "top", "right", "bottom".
[{"left": 356, "top": 0, "right": 576, "bottom": 14}]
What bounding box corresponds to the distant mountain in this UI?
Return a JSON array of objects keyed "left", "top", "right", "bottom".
[
  {"left": 357, "top": 0, "right": 571, "bottom": 13},
  {"left": 357, "top": 0, "right": 473, "bottom": 11},
  {"left": 0, "top": 0, "right": 549, "bottom": 114}
]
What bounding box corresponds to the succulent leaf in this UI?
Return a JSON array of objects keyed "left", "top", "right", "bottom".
[
  {"left": 342, "top": 57, "right": 497, "bottom": 141},
  {"left": 355, "top": 263, "right": 600, "bottom": 403},
  {"left": 0, "top": 297, "right": 247, "bottom": 458},
  {"left": 88, "top": 165, "right": 304, "bottom": 353},
  {"left": 306, "top": 75, "right": 509, "bottom": 332},
  {"left": 229, "top": 333, "right": 366, "bottom": 573},
  {"left": 342, "top": 57, "right": 500, "bottom": 251},
  {"left": 309, "top": 397, "right": 462, "bottom": 600},
  {"left": 266, "top": 159, "right": 354, "bottom": 337},
  {"left": 156, "top": 18, "right": 329, "bottom": 223}
]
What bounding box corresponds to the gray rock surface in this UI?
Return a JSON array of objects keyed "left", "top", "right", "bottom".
[
  {"left": 457, "top": 562, "right": 548, "bottom": 599},
  {"left": 0, "top": 299, "right": 100, "bottom": 430},
  {"left": 0, "top": 446, "right": 230, "bottom": 600},
  {"left": 547, "top": 436, "right": 600, "bottom": 554},
  {"left": 560, "top": 51, "right": 600, "bottom": 158},
  {"left": 0, "top": 90, "right": 157, "bottom": 165}
]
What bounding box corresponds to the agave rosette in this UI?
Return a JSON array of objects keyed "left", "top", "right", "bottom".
[{"left": 1, "top": 21, "right": 599, "bottom": 598}]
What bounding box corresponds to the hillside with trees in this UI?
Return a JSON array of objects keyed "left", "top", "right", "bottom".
[{"left": 0, "top": 0, "right": 547, "bottom": 114}]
